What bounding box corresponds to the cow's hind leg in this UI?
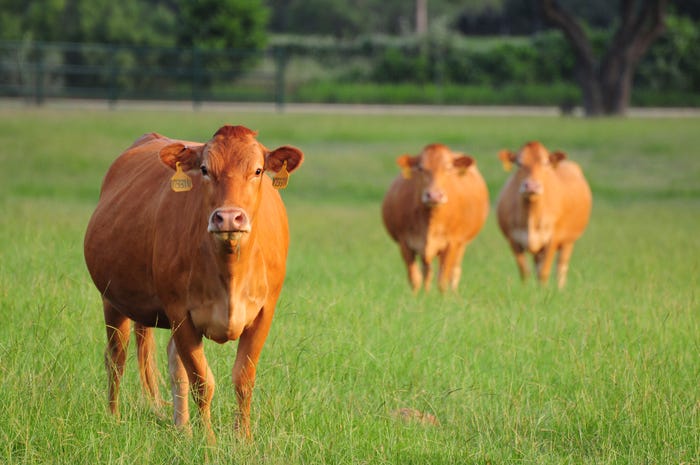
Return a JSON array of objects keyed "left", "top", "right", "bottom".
[
  {"left": 135, "top": 323, "right": 164, "bottom": 408},
  {"left": 103, "top": 300, "right": 131, "bottom": 417}
]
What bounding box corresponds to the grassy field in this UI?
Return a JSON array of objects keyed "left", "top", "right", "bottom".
[{"left": 0, "top": 106, "right": 698, "bottom": 464}]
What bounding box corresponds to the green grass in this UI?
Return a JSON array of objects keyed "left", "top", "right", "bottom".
[{"left": 0, "top": 107, "right": 698, "bottom": 464}]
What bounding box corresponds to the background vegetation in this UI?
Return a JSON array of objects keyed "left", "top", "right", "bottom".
[
  {"left": 1, "top": 0, "right": 699, "bottom": 107},
  {"left": 0, "top": 107, "right": 698, "bottom": 464}
]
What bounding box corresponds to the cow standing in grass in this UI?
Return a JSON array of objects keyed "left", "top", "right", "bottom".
[
  {"left": 382, "top": 143, "right": 489, "bottom": 293},
  {"left": 84, "top": 125, "right": 303, "bottom": 441},
  {"left": 496, "top": 141, "right": 591, "bottom": 288}
]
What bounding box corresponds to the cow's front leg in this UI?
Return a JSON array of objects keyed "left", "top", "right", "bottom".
[
  {"left": 438, "top": 244, "right": 466, "bottom": 292},
  {"left": 509, "top": 242, "right": 530, "bottom": 281},
  {"left": 556, "top": 242, "right": 575, "bottom": 289},
  {"left": 399, "top": 242, "right": 422, "bottom": 293},
  {"left": 535, "top": 244, "right": 557, "bottom": 285},
  {"left": 232, "top": 306, "right": 275, "bottom": 440},
  {"left": 171, "top": 317, "right": 215, "bottom": 443},
  {"left": 168, "top": 336, "right": 190, "bottom": 429},
  {"left": 421, "top": 255, "right": 434, "bottom": 292},
  {"left": 103, "top": 300, "right": 131, "bottom": 417}
]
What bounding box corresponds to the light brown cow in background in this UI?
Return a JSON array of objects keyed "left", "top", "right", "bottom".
[
  {"left": 84, "top": 125, "right": 303, "bottom": 441},
  {"left": 382, "top": 144, "right": 489, "bottom": 293},
  {"left": 496, "top": 141, "right": 591, "bottom": 288}
]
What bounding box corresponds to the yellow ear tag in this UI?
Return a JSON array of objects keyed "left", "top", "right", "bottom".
[
  {"left": 272, "top": 161, "right": 289, "bottom": 190},
  {"left": 401, "top": 166, "right": 412, "bottom": 180},
  {"left": 170, "top": 162, "right": 193, "bottom": 192},
  {"left": 500, "top": 159, "right": 512, "bottom": 172}
]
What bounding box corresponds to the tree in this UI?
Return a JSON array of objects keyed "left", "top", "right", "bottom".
[
  {"left": 177, "top": 0, "right": 269, "bottom": 51},
  {"left": 540, "top": 0, "right": 669, "bottom": 116},
  {"left": 175, "top": 0, "right": 269, "bottom": 90}
]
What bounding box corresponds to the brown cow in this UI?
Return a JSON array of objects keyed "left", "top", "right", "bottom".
[
  {"left": 381, "top": 144, "right": 489, "bottom": 293},
  {"left": 84, "top": 125, "right": 303, "bottom": 441},
  {"left": 496, "top": 141, "right": 591, "bottom": 288}
]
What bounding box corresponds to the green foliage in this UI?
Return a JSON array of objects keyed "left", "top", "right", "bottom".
[
  {"left": 292, "top": 81, "right": 580, "bottom": 106},
  {"left": 637, "top": 14, "right": 700, "bottom": 92},
  {"left": 176, "top": 0, "right": 269, "bottom": 51},
  {"left": 266, "top": 0, "right": 465, "bottom": 36}
]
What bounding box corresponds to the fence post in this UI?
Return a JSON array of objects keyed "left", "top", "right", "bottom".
[
  {"left": 34, "top": 44, "right": 44, "bottom": 106},
  {"left": 108, "top": 45, "right": 118, "bottom": 108},
  {"left": 274, "top": 47, "right": 287, "bottom": 112},
  {"left": 192, "top": 47, "right": 202, "bottom": 109}
]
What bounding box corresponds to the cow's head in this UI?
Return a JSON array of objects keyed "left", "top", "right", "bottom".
[
  {"left": 499, "top": 141, "right": 565, "bottom": 201},
  {"left": 159, "top": 125, "right": 303, "bottom": 246},
  {"left": 397, "top": 144, "right": 475, "bottom": 207}
]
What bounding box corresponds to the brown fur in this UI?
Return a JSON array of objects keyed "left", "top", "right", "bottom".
[
  {"left": 496, "top": 141, "right": 592, "bottom": 288},
  {"left": 381, "top": 144, "right": 489, "bottom": 292},
  {"left": 84, "top": 125, "right": 303, "bottom": 441}
]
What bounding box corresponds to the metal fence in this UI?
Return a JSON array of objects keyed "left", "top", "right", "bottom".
[{"left": 0, "top": 40, "right": 287, "bottom": 107}]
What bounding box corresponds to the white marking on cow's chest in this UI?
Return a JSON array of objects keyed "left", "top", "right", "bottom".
[
  {"left": 191, "top": 264, "right": 268, "bottom": 343},
  {"left": 512, "top": 220, "right": 552, "bottom": 253}
]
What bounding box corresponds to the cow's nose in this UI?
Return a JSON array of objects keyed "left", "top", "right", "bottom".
[
  {"left": 520, "top": 179, "right": 543, "bottom": 195},
  {"left": 422, "top": 189, "right": 447, "bottom": 205},
  {"left": 208, "top": 207, "right": 250, "bottom": 232}
]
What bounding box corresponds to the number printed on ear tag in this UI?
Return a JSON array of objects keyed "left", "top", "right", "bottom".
[
  {"left": 170, "top": 162, "right": 193, "bottom": 192},
  {"left": 272, "top": 161, "right": 289, "bottom": 190}
]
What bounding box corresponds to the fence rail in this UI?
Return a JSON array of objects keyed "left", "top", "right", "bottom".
[{"left": 0, "top": 41, "right": 287, "bottom": 108}]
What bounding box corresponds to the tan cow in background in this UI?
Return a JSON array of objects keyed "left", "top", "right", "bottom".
[
  {"left": 382, "top": 144, "right": 489, "bottom": 293},
  {"left": 84, "top": 125, "right": 303, "bottom": 441},
  {"left": 496, "top": 141, "right": 591, "bottom": 288}
]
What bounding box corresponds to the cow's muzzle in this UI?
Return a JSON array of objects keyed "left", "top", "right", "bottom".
[
  {"left": 421, "top": 189, "right": 447, "bottom": 207},
  {"left": 208, "top": 207, "right": 251, "bottom": 240},
  {"left": 519, "top": 179, "right": 543, "bottom": 197}
]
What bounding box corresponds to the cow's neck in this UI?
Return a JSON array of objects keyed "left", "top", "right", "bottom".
[{"left": 215, "top": 233, "right": 260, "bottom": 277}]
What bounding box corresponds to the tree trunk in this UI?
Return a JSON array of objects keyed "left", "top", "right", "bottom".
[
  {"left": 416, "top": 0, "right": 428, "bottom": 35},
  {"left": 540, "top": 0, "right": 668, "bottom": 116}
]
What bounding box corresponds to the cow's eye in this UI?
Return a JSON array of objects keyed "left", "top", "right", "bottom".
[
  {"left": 255, "top": 168, "right": 263, "bottom": 176},
  {"left": 200, "top": 165, "right": 208, "bottom": 176}
]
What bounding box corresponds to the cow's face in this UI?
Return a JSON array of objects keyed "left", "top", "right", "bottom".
[
  {"left": 159, "top": 125, "right": 303, "bottom": 246},
  {"left": 397, "top": 144, "right": 474, "bottom": 207},
  {"left": 499, "top": 142, "right": 565, "bottom": 201}
]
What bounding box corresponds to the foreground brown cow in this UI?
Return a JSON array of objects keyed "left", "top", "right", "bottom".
[
  {"left": 382, "top": 144, "right": 489, "bottom": 292},
  {"left": 84, "top": 125, "right": 303, "bottom": 440},
  {"left": 496, "top": 141, "right": 591, "bottom": 288}
]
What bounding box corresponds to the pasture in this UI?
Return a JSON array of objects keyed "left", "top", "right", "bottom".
[{"left": 0, "top": 105, "right": 698, "bottom": 464}]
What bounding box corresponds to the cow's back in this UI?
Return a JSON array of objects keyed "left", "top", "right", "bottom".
[{"left": 84, "top": 137, "right": 183, "bottom": 324}]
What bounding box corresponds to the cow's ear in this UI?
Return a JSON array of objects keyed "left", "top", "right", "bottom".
[
  {"left": 265, "top": 146, "right": 304, "bottom": 174},
  {"left": 498, "top": 150, "right": 516, "bottom": 172},
  {"left": 396, "top": 155, "right": 419, "bottom": 179},
  {"left": 550, "top": 150, "right": 567, "bottom": 167},
  {"left": 159, "top": 143, "right": 202, "bottom": 171},
  {"left": 453, "top": 154, "right": 475, "bottom": 175}
]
